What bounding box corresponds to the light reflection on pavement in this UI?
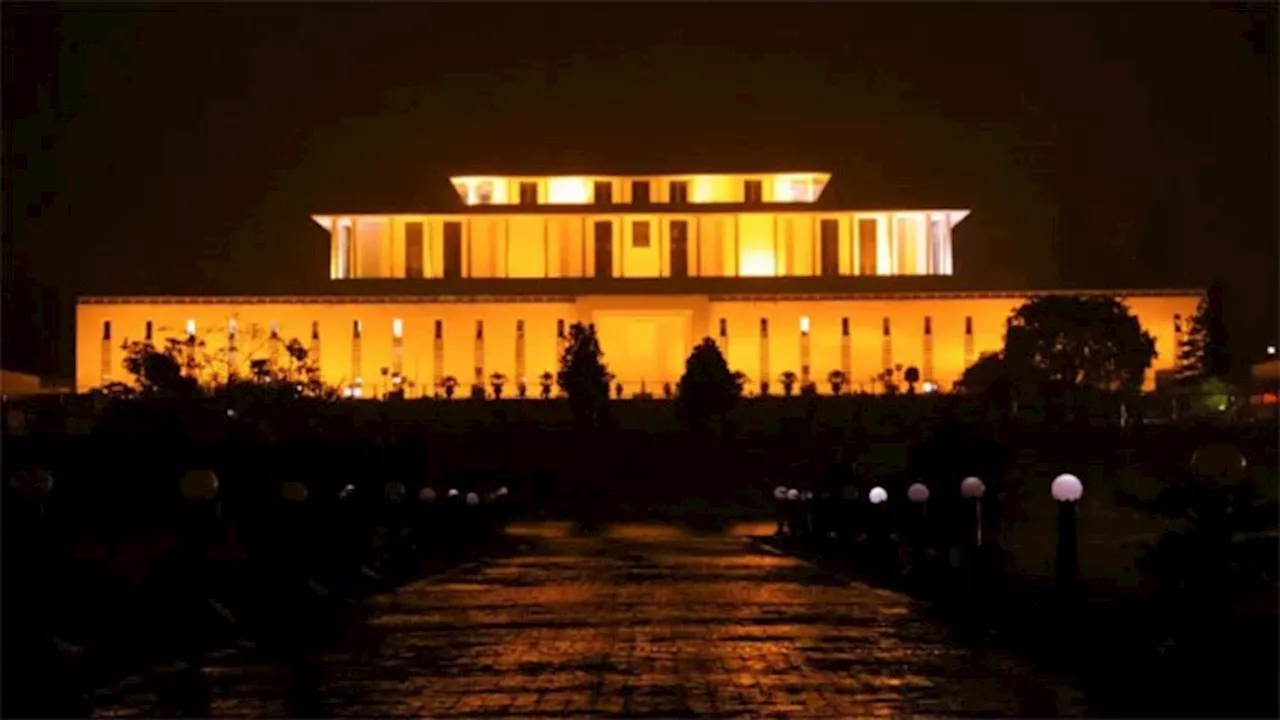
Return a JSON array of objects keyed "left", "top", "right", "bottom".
[{"left": 92, "top": 521, "right": 1089, "bottom": 718}]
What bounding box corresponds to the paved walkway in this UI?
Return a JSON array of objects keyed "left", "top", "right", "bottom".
[{"left": 92, "top": 522, "right": 1089, "bottom": 718}]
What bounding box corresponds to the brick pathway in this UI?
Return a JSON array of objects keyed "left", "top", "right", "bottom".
[{"left": 92, "top": 522, "right": 1089, "bottom": 718}]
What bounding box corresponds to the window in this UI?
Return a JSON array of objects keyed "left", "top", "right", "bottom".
[
  {"left": 270, "top": 320, "right": 280, "bottom": 337},
  {"left": 405, "top": 222, "right": 424, "bottom": 278},
  {"left": 964, "top": 316, "right": 973, "bottom": 335},
  {"left": 353, "top": 320, "right": 362, "bottom": 338},
  {"left": 858, "top": 218, "right": 878, "bottom": 275},
  {"left": 800, "top": 316, "right": 810, "bottom": 334},
  {"left": 434, "top": 320, "right": 443, "bottom": 340},
  {"left": 924, "top": 316, "right": 932, "bottom": 335},
  {"left": 557, "top": 319, "right": 566, "bottom": 338},
  {"left": 882, "top": 317, "right": 891, "bottom": 336},
  {"left": 594, "top": 181, "right": 613, "bottom": 205},
  {"left": 228, "top": 318, "right": 238, "bottom": 337},
  {"left": 1173, "top": 314, "right": 1182, "bottom": 334},
  {"left": 841, "top": 318, "right": 850, "bottom": 336},
  {"left": 145, "top": 321, "right": 153, "bottom": 341},
  {"left": 474, "top": 180, "right": 495, "bottom": 205},
  {"left": 338, "top": 222, "right": 353, "bottom": 278},
  {"left": 631, "top": 221, "right": 651, "bottom": 248},
  {"left": 475, "top": 320, "right": 484, "bottom": 339},
  {"left": 719, "top": 318, "right": 728, "bottom": 336},
  {"left": 102, "top": 320, "right": 111, "bottom": 340},
  {"left": 519, "top": 182, "right": 538, "bottom": 205},
  {"left": 820, "top": 219, "right": 840, "bottom": 276},
  {"left": 744, "top": 179, "right": 763, "bottom": 204},
  {"left": 773, "top": 176, "right": 815, "bottom": 202},
  {"left": 760, "top": 318, "right": 769, "bottom": 337},
  {"left": 547, "top": 178, "right": 588, "bottom": 203},
  {"left": 632, "top": 180, "right": 651, "bottom": 204},
  {"left": 392, "top": 318, "right": 403, "bottom": 339},
  {"left": 516, "top": 319, "right": 525, "bottom": 336},
  {"left": 311, "top": 321, "right": 320, "bottom": 339},
  {"left": 669, "top": 181, "right": 689, "bottom": 204}
]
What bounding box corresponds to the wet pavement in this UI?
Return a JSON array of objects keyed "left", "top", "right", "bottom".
[{"left": 92, "top": 521, "right": 1089, "bottom": 718}]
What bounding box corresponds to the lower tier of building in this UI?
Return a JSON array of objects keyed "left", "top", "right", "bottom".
[{"left": 76, "top": 290, "right": 1201, "bottom": 397}]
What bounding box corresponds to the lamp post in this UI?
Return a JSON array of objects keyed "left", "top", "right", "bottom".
[
  {"left": 1051, "top": 473, "right": 1084, "bottom": 592},
  {"left": 960, "top": 476, "right": 985, "bottom": 548},
  {"left": 773, "top": 485, "right": 788, "bottom": 536},
  {"left": 907, "top": 482, "right": 931, "bottom": 579}
]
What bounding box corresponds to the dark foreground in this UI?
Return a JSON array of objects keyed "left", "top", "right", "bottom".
[{"left": 91, "top": 521, "right": 1088, "bottom": 718}]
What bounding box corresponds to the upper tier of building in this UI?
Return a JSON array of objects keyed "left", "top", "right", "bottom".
[{"left": 448, "top": 172, "right": 832, "bottom": 206}]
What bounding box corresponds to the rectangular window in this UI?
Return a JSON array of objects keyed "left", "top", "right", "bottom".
[
  {"left": 475, "top": 320, "right": 484, "bottom": 339},
  {"left": 519, "top": 182, "right": 537, "bottom": 205},
  {"left": 473, "top": 180, "right": 495, "bottom": 205},
  {"left": 434, "top": 319, "right": 443, "bottom": 340},
  {"left": 594, "top": 181, "right": 613, "bottom": 205},
  {"left": 800, "top": 315, "right": 811, "bottom": 334},
  {"left": 719, "top": 318, "right": 728, "bottom": 336},
  {"left": 405, "top": 221, "right": 425, "bottom": 278},
  {"left": 353, "top": 320, "right": 362, "bottom": 338},
  {"left": 443, "top": 221, "right": 463, "bottom": 279},
  {"left": 145, "top": 321, "right": 153, "bottom": 341},
  {"left": 744, "top": 180, "right": 763, "bottom": 204},
  {"left": 632, "top": 180, "right": 651, "bottom": 204},
  {"left": 311, "top": 321, "right": 320, "bottom": 339},
  {"left": 516, "top": 319, "right": 525, "bottom": 336},
  {"left": 882, "top": 317, "right": 891, "bottom": 336},
  {"left": 102, "top": 320, "right": 111, "bottom": 340},
  {"left": 392, "top": 318, "right": 404, "bottom": 339},
  {"left": 858, "top": 218, "right": 878, "bottom": 275},
  {"left": 964, "top": 316, "right": 973, "bottom": 335},
  {"left": 760, "top": 318, "right": 769, "bottom": 338},
  {"left": 338, "top": 223, "right": 353, "bottom": 278},
  {"left": 669, "top": 220, "right": 689, "bottom": 278},
  {"left": 924, "top": 316, "right": 932, "bottom": 335},
  {"left": 270, "top": 320, "right": 280, "bottom": 337},
  {"left": 631, "top": 221, "right": 651, "bottom": 248},
  {"left": 841, "top": 317, "right": 850, "bottom": 336},
  {"left": 669, "top": 181, "right": 689, "bottom": 204},
  {"left": 820, "top": 219, "right": 840, "bottom": 276},
  {"left": 186, "top": 319, "right": 196, "bottom": 337}
]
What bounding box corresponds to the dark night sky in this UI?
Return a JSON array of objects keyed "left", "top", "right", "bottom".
[{"left": 3, "top": 3, "right": 1276, "bottom": 378}]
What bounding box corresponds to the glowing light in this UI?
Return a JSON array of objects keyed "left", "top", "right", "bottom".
[
  {"left": 465, "top": 492, "right": 480, "bottom": 506},
  {"left": 922, "top": 381, "right": 938, "bottom": 393},
  {"left": 419, "top": 487, "right": 436, "bottom": 503},
  {"left": 270, "top": 320, "right": 280, "bottom": 336},
  {"left": 186, "top": 319, "right": 196, "bottom": 336},
  {"left": 740, "top": 250, "right": 776, "bottom": 277},
  {"left": 1268, "top": 345, "right": 1276, "bottom": 355},
  {"left": 960, "top": 476, "right": 985, "bottom": 499},
  {"left": 869, "top": 486, "right": 888, "bottom": 504},
  {"left": 547, "top": 177, "right": 590, "bottom": 204},
  {"left": 392, "top": 318, "right": 404, "bottom": 339},
  {"left": 228, "top": 318, "right": 237, "bottom": 336},
  {"left": 773, "top": 486, "right": 788, "bottom": 500},
  {"left": 799, "top": 316, "right": 811, "bottom": 334},
  {"left": 1050, "top": 473, "right": 1084, "bottom": 502},
  {"left": 786, "top": 489, "right": 799, "bottom": 501},
  {"left": 907, "top": 483, "right": 930, "bottom": 503}
]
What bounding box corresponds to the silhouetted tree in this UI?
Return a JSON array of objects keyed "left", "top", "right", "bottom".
[
  {"left": 1178, "top": 281, "right": 1231, "bottom": 384},
  {"left": 121, "top": 338, "right": 202, "bottom": 397},
  {"left": 827, "top": 369, "right": 847, "bottom": 395},
  {"left": 903, "top": 366, "right": 920, "bottom": 394},
  {"left": 1004, "top": 294, "right": 1156, "bottom": 394},
  {"left": 489, "top": 372, "right": 507, "bottom": 399},
  {"left": 676, "top": 338, "right": 740, "bottom": 429},
  {"left": 557, "top": 322, "right": 611, "bottom": 425},
  {"left": 779, "top": 371, "right": 798, "bottom": 397}
]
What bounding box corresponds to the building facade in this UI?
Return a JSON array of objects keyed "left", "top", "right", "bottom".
[{"left": 76, "top": 171, "right": 1201, "bottom": 396}]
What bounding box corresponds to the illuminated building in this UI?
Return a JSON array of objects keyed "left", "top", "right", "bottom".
[{"left": 76, "top": 171, "right": 1200, "bottom": 396}]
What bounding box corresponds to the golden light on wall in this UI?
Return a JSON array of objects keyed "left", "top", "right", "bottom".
[
  {"left": 186, "top": 318, "right": 196, "bottom": 337},
  {"left": 546, "top": 177, "right": 590, "bottom": 204},
  {"left": 739, "top": 249, "right": 776, "bottom": 277}
]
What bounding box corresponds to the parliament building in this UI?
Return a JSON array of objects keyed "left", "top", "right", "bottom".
[{"left": 76, "top": 171, "right": 1200, "bottom": 397}]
